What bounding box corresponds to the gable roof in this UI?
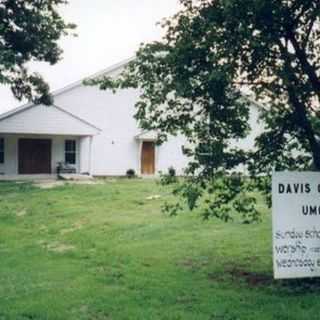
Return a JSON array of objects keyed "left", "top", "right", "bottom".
[
  {"left": 51, "top": 56, "right": 135, "bottom": 98},
  {"left": 0, "top": 56, "right": 135, "bottom": 129},
  {"left": 0, "top": 56, "right": 264, "bottom": 135},
  {"left": 0, "top": 103, "right": 101, "bottom": 136}
]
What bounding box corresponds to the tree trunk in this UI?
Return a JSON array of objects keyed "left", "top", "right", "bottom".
[
  {"left": 287, "top": 31, "right": 320, "bottom": 101},
  {"left": 278, "top": 40, "right": 320, "bottom": 170},
  {"left": 287, "top": 86, "right": 320, "bottom": 170}
]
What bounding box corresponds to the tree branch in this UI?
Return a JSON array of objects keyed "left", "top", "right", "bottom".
[
  {"left": 301, "top": 13, "right": 318, "bottom": 50},
  {"left": 287, "top": 30, "right": 320, "bottom": 99},
  {"left": 278, "top": 40, "right": 320, "bottom": 169}
]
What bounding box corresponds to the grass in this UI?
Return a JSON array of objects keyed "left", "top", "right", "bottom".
[{"left": 0, "top": 179, "right": 318, "bottom": 320}]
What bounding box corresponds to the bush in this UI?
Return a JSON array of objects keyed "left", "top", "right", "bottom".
[
  {"left": 160, "top": 166, "right": 178, "bottom": 185},
  {"left": 126, "top": 169, "right": 136, "bottom": 179},
  {"left": 168, "top": 166, "right": 176, "bottom": 177}
]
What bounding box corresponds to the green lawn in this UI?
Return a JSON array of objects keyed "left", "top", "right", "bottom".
[{"left": 0, "top": 179, "right": 318, "bottom": 320}]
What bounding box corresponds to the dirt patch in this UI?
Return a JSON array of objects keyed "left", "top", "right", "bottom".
[
  {"left": 38, "top": 225, "right": 48, "bottom": 233},
  {"left": 180, "top": 256, "right": 210, "bottom": 271},
  {"left": 35, "top": 181, "right": 64, "bottom": 189},
  {"left": 34, "top": 179, "right": 104, "bottom": 189},
  {"left": 48, "top": 243, "right": 75, "bottom": 253},
  {"left": 208, "top": 267, "right": 273, "bottom": 288},
  {"left": 228, "top": 268, "right": 273, "bottom": 287},
  {"left": 72, "top": 305, "right": 111, "bottom": 320},
  {"left": 40, "top": 241, "right": 75, "bottom": 253},
  {"left": 16, "top": 209, "right": 27, "bottom": 217},
  {"left": 146, "top": 194, "right": 161, "bottom": 200},
  {"left": 60, "top": 220, "right": 86, "bottom": 235},
  {"left": 71, "top": 180, "right": 104, "bottom": 185}
]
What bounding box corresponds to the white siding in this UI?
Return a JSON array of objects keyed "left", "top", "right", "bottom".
[
  {"left": 157, "top": 135, "right": 189, "bottom": 176},
  {"left": 0, "top": 104, "right": 98, "bottom": 136},
  {"left": 53, "top": 80, "right": 264, "bottom": 176},
  {"left": 0, "top": 62, "right": 265, "bottom": 177},
  {"left": 55, "top": 84, "right": 189, "bottom": 176}
]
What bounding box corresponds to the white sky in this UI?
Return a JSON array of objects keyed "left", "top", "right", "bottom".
[{"left": 0, "top": 0, "right": 181, "bottom": 113}]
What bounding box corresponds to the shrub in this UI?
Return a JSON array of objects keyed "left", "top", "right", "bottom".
[
  {"left": 168, "top": 166, "right": 176, "bottom": 178},
  {"left": 160, "top": 166, "right": 178, "bottom": 185},
  {"left": 126, "top": 169, "right": 136, "bottom": 179}
]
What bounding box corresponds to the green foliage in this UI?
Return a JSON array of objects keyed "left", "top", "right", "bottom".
[
  {"left": 168, "top": 166, "right": 176, "bottom": 177},
  {"left": 126, "top": 168, "right": 136, "bottom": 179},
  {"left": 159, "top": 166, "right": 178, "bottom": 185},
  {"left": 0, "top": 0, "right": 75, "bottom": 104},
  {"left": 163, "top": 174, "right": 260, "bottom": 223},
  {"left": 161, "top": 201, "right": 183, "bottom": 216},
  {"left": 89, "top": 0, "right": 320, "bottom": 221}
]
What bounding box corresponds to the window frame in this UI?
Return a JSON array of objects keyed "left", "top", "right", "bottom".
[
  {"left": 0, "top": 138, "right": 4, "bottom": 164},
  {"left": 65, "top": 140, "right": 77, "bottom": 165}
]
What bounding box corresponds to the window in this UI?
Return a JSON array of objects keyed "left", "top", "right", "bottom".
[
  {"left": 0, "top": 138, "right": 4, "bottom": 164},
  {"left": 65, "top": 140, "right": 76, "bottom": 164}
]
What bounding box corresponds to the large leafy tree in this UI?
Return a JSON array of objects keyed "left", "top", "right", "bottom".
[
  {"left": 0, "top": 0, "right": 75, "bottom": 104},
  {"left": 90, "top": 0, "right": 320, "bottom": 221}
]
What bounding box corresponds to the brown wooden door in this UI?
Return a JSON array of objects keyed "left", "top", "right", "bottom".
[
  {"left": 141, "top": 141, "right": 155, "bottom": 175},
  {"left": 18, "top": 139, "right": 52, "bottom": 174}
]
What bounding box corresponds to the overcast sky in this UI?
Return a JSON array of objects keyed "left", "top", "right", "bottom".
[{"left": 0, "top": 0, "right": 181, "bottom": 113}]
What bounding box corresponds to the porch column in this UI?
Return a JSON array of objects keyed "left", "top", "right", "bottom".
[
  {"left": 79, "top": 136, "right": 92, "bottom": 174},
  {"left": 89, "top": 136, "right": 93, "bottom": 176}
]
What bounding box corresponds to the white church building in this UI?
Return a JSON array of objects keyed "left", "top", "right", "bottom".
[{"left": 0, "top": 59, "right": 262, "bottom": 177}]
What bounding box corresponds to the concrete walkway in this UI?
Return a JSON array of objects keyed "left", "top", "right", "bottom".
[
  {"left": 0, "top": 174, "right": 93, "bottom": 181},
  {"left": 0, "top": 174, "right": 103, "bottom": 190}
]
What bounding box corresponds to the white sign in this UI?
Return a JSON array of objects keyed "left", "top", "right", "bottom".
[{"left": 273, "top": 171, "right": 320, "bottom": 279}]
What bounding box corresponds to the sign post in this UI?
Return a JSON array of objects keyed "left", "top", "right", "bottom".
[{"left": 272, "top": 171, "right": 320, "bottom": 279}]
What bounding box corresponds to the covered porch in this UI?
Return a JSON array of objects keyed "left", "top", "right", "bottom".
[
  {"left": 0, "top": 134, "right": 93, "bottom": 176},
  {"left": 0, "top": 103, "right": 100, "bottom": 176}
]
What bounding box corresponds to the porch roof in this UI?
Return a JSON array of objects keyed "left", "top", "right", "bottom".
[
  {"left": 135, "top": 130, "right": 158, "bottom": 141},
  {"left": 0, "top": 103, "right": 101, "bottom": 136}
]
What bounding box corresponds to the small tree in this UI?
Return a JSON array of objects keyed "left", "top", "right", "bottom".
[
  {"left": 89, "top": 0, "right": 320, "bottom": 221},
  {"left": 0, "top": 0, "right": 75, "bottom": 104}
]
